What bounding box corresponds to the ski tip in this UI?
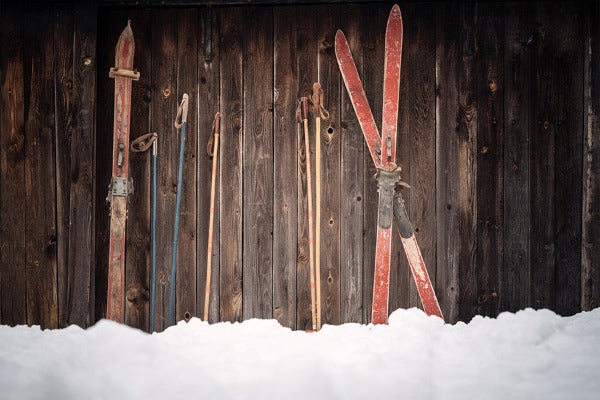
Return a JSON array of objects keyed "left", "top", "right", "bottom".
[
  {"left": 390, "top": 4, "right": 402, "bottom": 19},
  {"left": 127, "top": 19, "right": 131, "bottom": 28}
]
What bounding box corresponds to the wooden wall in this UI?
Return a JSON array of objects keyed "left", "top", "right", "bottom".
[{"left": 0, "top": 1, "right": 599, "bottom": 331}]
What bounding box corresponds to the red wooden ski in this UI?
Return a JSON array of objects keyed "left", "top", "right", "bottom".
[
  {"left": 335, "top": 5, "right": 443, "bottom": 323},
  {"left": 106, "top": 21, "right": 139, "bottom": 322}
]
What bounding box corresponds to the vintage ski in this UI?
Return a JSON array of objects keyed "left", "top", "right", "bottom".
[
  {"left": 335, "top": 5, "right": 443, "bottom": 323},
  {"left": 106, "top": 21, "right": 140, "bottom": 322}
]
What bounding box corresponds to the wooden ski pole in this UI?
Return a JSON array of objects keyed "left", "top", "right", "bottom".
[
  {"left": 310, "top": 82, "right": 329, "bottom": 331},
  {"left": 204, "top": 112, "right": 220, "bottom": 322},
  {"left": 297, "top": 96, "right": 316, "bottom": 331}
]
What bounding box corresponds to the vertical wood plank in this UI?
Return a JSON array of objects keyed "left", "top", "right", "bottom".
[
  {"left": 94, "top": 9, "right": 122, "bottom": 322},
  {"left": 0, "top": 2, "right": 27, "bottom": 326},
  {"left": 553, "top": 3, "right": 583, "bottom": 315},
  {"left": 54, "top": 4, "right": 74, "bottom": 328},
  {"left": 317, "top": 4, "right": 341, "bottom": 326},
  {"left": 295, "top": 4, "right": 318, "bottom": 330},
  {"left": 273, "top": 5, "right": 298, "bottom": 329},
  {"left": 405, "top": 4, "right": 437, "bottom": 311},
  {"left": 340, "top": 4, "right": 364, "bottom": 323},
  {"left": 362, "top": 4, "right": 388, "bottom": 323},
  {"left": 243, "top": 6, "right": 274, "bottom": 320},
  {"left": 152, "top": 9, "right": 178, "bottom": 330},
  {"left": 197, "top": 6, "right": 221, "bottom": 323},
  {"left": 219, "top": 7, "right": 243, "bottom": 322},
  {"left": 175, "top": 8, "right": 199, "bottom": 323},
  {"left": 435, "top": 3, "right": 460, "bottom": 323},
  {"left": 582, "top": 1, "right": 600, "bottom": 311},
  {"left": 477, "top": 3, "right": 504, "bottom": 317},
  {"left": 531, "top": 4, "right": 557, "bottom": 310},
  {"left": 125, "top": 10, "right": 152, "bottom": 330},
  {"left": 502, "top": 3, "right": 531, "bottom": 313},
  {"left": 23, "top": 5, "right": 58, "bottom": 328},
  {"left": 66, "top": 3, "right": 97, "bottom": 327},
  {"left": 457, "top": 3, "right": 478, "bottom": 322}
]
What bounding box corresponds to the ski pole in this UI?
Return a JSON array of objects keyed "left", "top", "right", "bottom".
[
  {"left": 297, "top": 96, "right": 316, "bottom": 331},
  {"left": 169, "top": 93, "right": 189, "bottom": 327},
  {"left": 204, "top": 112, "right": 221, "bottom": 322},
  {"left": 131, "top": 132, "right": 158, "bottom": 332},
  {"left": 310, "top": 82, "right": 329, "bottom": 331}
]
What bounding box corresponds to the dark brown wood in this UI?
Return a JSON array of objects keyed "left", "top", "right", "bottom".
[
  {"left": 502, "top": 3, "right": 531, "bottom": 313},
  {"left": 66, "top": 3, "right": 97, "bottom": 327},
  {"left": 457, "top": 3, "right": 478, "bottom": 323},
  {"left": 295, "top": 4, "right": 318, "bottom": 330},
  {"left": 242, "top": 6, "right": 274, "bottom": 320},
  {"left": 553, "top": 3, "right": 583, "bottom": 316},
  {"left": 54, "top": 3, "right": 75, "bottom": 328},
  {"left": 23, "top": 5, "right": 59, "bottom": 328},
  {"left": 476, "top": 3, "right": 504, "bottom": 318},
  {"left": 582, "top": 1, "right": 600, "bottom": 311},
  {"left": 125, "top": 9, "right": 152, "bottom": 330},
  {"left": 219, "top": 7, "right": 243, "bottom": 322},
  {"left": 340, "top": 3, "right": 364, "bottom": 323},
  {"left": 317, "top": 4, "right": 341, "bottom": 326},
  {"left": 197, "top": 6, "right": 221, "bottom": 323},
  {"left": 0, "top": 2, "right": 27, "bottom": 326},
  {"left": 151, "top": 8, "right": 178, "bottom": 330},
  {"left": 273, "top": 5, "right": 298, "bottom": 329},
  {"left": 531, "top": 4, "right": 557, "bottom": 311},
  {"left": 175, "top": 8, "right": 199, "bottom": 323},
  {"left": 362, "top": 4, "right": 388, "bottom": 323},
  {"left": 405, "top": 4, "right": 436, "bottom": 311},
  {"left": 435, "top": 3, "right": 460, "bottom": 323}
]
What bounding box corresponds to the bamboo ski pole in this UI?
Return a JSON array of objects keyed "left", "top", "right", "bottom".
[
  {"left": 297, "top": 96, "right": 316, "bottom": 331},
  {"left": 169, "top": 93, "right": 189, "bottom": 327},
  {"left": 310, "top": 82, "right": 329, "bottom": 331},
  {"left": 130, "top": 132, "right": 158, "bottom": 332},
  {"left": 204, "top": 112, "right": 221, "bottom": 322}
]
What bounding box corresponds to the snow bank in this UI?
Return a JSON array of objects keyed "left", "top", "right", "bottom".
[{"left": 1, "top": 308, "right": 599, "bottom": 399}]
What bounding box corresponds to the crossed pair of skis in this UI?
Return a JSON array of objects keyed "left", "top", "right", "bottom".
[{"left": 335, "top": 4, "right": 444, "bottom": 323}]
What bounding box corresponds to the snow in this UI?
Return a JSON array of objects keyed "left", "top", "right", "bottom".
[{"left": 1, "top": 308, "right": 599, "bottom": 399}]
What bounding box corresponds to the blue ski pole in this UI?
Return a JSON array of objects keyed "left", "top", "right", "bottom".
[{"left": 169, "top": 93, "right": 189, "bottom": 327}]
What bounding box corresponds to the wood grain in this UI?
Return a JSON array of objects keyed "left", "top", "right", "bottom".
[
  {"left": 476, "top": 3, "right": 504, "bottom": 318},
  {"left": 219, "top": 7, "right": 243, "bottom": 322},
  {"left": 0, "top": 2, "right": 27, "bottom": 326},
  {"left": 273, "top": 5, "right": 298, "bottom": 329}
]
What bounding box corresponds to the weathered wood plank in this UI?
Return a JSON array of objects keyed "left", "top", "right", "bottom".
[
  {"left": 197, "top": 5, "right": 221, "bottom": 323},
  {"left": 362, "top": 4, "right": 388, "bottom": 323},
  {"left": 435, "top": 3, "right": 460, "bottom": 323},
  {"left": 23, "top": 5, "right": 58, "bottom": 328},
  {"left": 125, "top": 10, "right": 152, "bottom": 330},
  {"left": 295, "top": 4, "right": 318, "bottom": 330},
  {"left": 94, "top": 8, "right": 122, "bottom": 322},
  {"left": 340, "top": 3, "right": 364, "bottom": 323},
  {"left": 54, "top": 3, "right": 74, "bottom": 328},
  {"left": 553, "top": 3, "right": 583, "bottom": 316},
  {"left": 405, "top": 4, "right": 437, "bottom": 311},
  {"left": 531, "top": 4, "right": 557, "bottom": 311},
  {"left": 242, "top": 6, "right": 274, "bottom": 320},
  {"left": 152, "top": 8, "right": 178, "bottom": 330},
  {"left": 175, "top": 8, "right": 199, "bottom": 323},
  {"left": 219, "top": 7, "right": 243, "bottom": 322},
  {"left": 66, "top": 3, "right": 97, "bottom": 327},
  {"left": 582, "top": 1, "right": 600, "bottom": 311},
  {"left": 477, "top": 3, "right": 504, "bottom": 317},
  {"left": 457, "top": 3, "right": 478, "bottom": 322},
  {"left": 273, "top": 5, "right": 298, "bottom": 329},
  {"left": 502, "top": 3, "right": 531, "bottom": 313},
  {"left": 0, "top": 2, "right": 27, "bottom": 326},
  {"left": 317, "top": 4, "right": 341, "bottom": 326}
]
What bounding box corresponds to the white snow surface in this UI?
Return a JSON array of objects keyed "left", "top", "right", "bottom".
[{"left": 1, "top": 308, "right": 599, "bottom": 399}]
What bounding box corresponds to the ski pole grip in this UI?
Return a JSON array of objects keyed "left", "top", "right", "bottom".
[
  {"left": 207, "top": 112, "right": 221, "bottom": 156},
  {"left": 175, "top": 93, "right": 189, "bottom": 129},
  {"left": 301, "top": 96, "right": 309, "bottom": 121}
]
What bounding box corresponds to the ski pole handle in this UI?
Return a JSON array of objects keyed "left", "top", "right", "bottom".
[
  {"left": 207, "top": 112, "right": 221, "bottom": 156},
  {"left": 175, "top": 93, "right": 189, "bottom": 129},
  {"left": 311, "top": 82, "right": 330, "bottom": 120}
]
